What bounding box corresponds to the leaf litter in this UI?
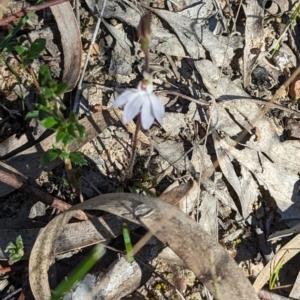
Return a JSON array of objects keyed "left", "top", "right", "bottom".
[{"left": 1, "top": 0, "right": 300, "bottom": 299}]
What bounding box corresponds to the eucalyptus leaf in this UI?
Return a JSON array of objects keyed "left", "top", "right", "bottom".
[
  {"left": 25, "top": 110, "right": 39, "bottom": 119},
  {"left": 69, "top": 152, "right": 87, "bottom": 166},
  {"left": 27, "top": 38, "right": 46, "bottom": 59},
  {"left": 40, "top": 148, "right": 60, "bottom": 166},
  {"left": 41, "top": 117, "right": 59, "bottom": 129}
]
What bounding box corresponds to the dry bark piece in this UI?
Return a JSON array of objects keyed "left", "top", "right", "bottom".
[
  {"left": 0, "top": 123, "right": 48, "bottom": 159},
  {"left": 89, "top": 257, "right": 142, "bottom": 299},
  {"left": 102, "top": 19, "right": 132, "bottom": 54},
  {"left": 29, "top": 193, "right": 259, "bottom": 300},
  {"left": 289, "top": 270, "right": 300, "bottom": 298},
  {"left": 212, "top": 132, "right": 259, "bottom": 219},
  {"left": 243, "top": 0, "right": 265, "bottom": 87},
  {"left": 0, "top": 215, "right": 138, "bottom": 260},
  {"left": 199, "top": 191, "right": 218, "bottom": 240},
  {"left": 159, "top": 179, "right": 199, "bottom": 214}
]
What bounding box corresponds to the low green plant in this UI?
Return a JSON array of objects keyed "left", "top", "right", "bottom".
[
  {"left": 4, "top": 37, "right": 45, "bottom": 67},
  {"left": 0, "top": 12, "right": 37, "bottom": 112},
  {"left": 26, "top": 65, "right": 87, "bottom": 186},
  {"left": 5, "top": 235, "right": 24, "bottom": 265},
  {"left": 269, "top": 3, "right": 300, "bottom": 58},
  {"left": 269, "top": 254, "right": 285, "bottom": 290},
  {"left": 0, "top": 7, "right": 87, "bottom": 187}
]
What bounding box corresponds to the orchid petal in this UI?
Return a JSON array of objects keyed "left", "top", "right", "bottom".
[
  {"left": 141, "top": 98, "right": 154, "bottom": 129},
  {"left": 112, "top": 90, "right": 138, "bottom": 108},
  {"left": 123, "top": 95, "right": 143, "bottom": 124},
  {"left": 150, "top": 94, "right": 165, "bottom": 122}
]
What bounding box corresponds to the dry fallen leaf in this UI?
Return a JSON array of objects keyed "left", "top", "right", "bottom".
[
  {"left": 50, "top": 2, "right": 82, "bottom": 91},
  {"left": 83, "top": 42, "right": 100, "bottom": 56},
  {"left": 289, "top": 74, "right": 300, "bottom": 101},
  {"left": 29, "top": 193, "right": 260, "bottom": 300}
]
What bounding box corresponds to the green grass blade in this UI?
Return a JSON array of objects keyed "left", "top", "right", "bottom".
[
  {"left": 0, "top": 12, "right": 35, "bottom": 51},
  {"left": 50, "top": 243, "right": 105, "bottom": 300},
  {"left": 123, "top": 223, "right": 135, "bottom": 263}
]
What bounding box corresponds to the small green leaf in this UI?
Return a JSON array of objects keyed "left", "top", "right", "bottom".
[
  {"left": 25, "top": 110, "right": 39, "bottom": 119},
  {"left": 41, "top": 117, "right": 59, "bottom": 129},
  {"left": 27, "top": 38, "right": 46, "bottom": 59},
  {"left": 55, "top": 82, "right": 69, "bottom": 96},
  {"left": 68, "top": 111, "right": 77, "bottom": 123},
  {"left": 56, "top": 130, "right": 66, "bottom": 144},
  {"left": 67, "top": 123, "right": 76, "bottom": 138},
  {"left": 2, "top": 42, "right": 17, "bottom": 52},
  {"left": 56, "top": 130, "right": 73, "bottom": 146},
  {"left": 39, "top": 65, "right": 52, "bottom": 86},
  {"left": 14, "top": 45, "right": 26, "bottom": 56},
  {"left": 132, "top": 182, "right": 156, "bottom": 197},
  {"left": 21, "top": 58, "right": 34, "bottom": 67},
  {"left": 59, "top": 150, "right": 70, "bottom": 159},
  {"left": 123, "top": 223, "right": 134, "bottom": 263},
  {"left": 38, "top": 108, "right": 50, "bottom": 121},
  {"left": 40, "top": 148, "right": 60, "bottom": 166},
  {"left": 5, "top": 235, "right": 24, "bottom": 265},
  {"left": 69, "top": 152, "right": 87, "bottom": 166},
  {"left": 77, "top": 123, "right": 86, "bottom": 139}
]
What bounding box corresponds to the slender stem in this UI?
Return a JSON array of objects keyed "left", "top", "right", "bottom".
[
  {"left": 144, "top": 48, "right": 150, "bottom": 73},
  {"left": 27, "top": 64, "right": 41, "bottom": 94},
  {"left": 126, "top": 114, "right": 141, "bottom": 179},
  {"left": 125, "top": 17, "right": 151, "bottom": 180},
  {"left": 0, "top": 168, "right": 88, "bottom": 220},
  {"left": 73, "top": 0, "right": 108, "bottom": 113},
  {"left": 64, "top": 156, "right": 76, "bottom": 188}
]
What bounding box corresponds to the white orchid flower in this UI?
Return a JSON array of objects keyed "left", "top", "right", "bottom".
[{"left": 112, "top": 74, "right": 164, "bottom": 130}]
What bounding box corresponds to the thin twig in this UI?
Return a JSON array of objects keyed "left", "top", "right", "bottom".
[
  {"left": 0, "top": 169, "right": 88, "bottom": 221},
  {"left": 258, "top": 289, "right": 291, "bottom": 300},
  {"left": 73, "top": 0, "right": 108, "bottom": 113},
  {"left": 0, "top": 0, "right": 71, "bottom": 26},
  {"left": 81, "top": 176, "right": 102, "bottom": 195}
]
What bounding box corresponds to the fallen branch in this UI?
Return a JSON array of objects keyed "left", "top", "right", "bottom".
[
  {"left": 0, "top": 167, "right": 88, "bottom": 221},
  {"left": 0, "top": 0, "right": 71, "bottom": 26}
]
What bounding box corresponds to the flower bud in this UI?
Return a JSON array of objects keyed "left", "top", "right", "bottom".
[{"left": 137, "top": 12, "right": 151, "bottom": 40}]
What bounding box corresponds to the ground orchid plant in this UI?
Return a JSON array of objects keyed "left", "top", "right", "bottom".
[{"left": 112, "top": 13, "right": 165, "bottom": 179}]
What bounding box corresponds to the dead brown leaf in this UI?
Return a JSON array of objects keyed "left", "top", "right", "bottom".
[{"left": 289, "top": 74, "right": 300, "bottom": 101}]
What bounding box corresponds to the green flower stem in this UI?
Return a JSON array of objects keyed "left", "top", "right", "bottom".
[
  {"left": 126, "top": 114, "right": 141, "bottom": 180},
  {"left": 0, "top": 53, "right": 25, "bottom": 119},
  {"left": 144, "top": 47, "right": 150, "bottom": 74}
]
